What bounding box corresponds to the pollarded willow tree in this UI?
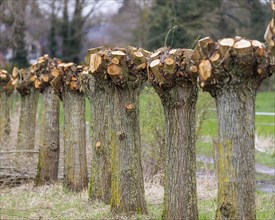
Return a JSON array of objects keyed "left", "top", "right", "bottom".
[
  {"left": 54, "top": 63, "right": 88, "bottom": 192},
  {"left": 193, "top": 37, "right": 272, "bottom": 220},
  {"left": 81, "top": 47, "right": 113, "bottom": 203},
  {"left": 0, "top": 69, "right": 14, "bottom": 141},
  {"left": 34, "top": 55, "right": 60, "bottom": 186},
  {"left": 148, "top": 48, "right": 198, "bottom": 220},
  {"left": 14, "top": 67, "right": 39, "bottom": 150},
  {"left": 86, "top": 47, "right": 148, "bottom": 214}
]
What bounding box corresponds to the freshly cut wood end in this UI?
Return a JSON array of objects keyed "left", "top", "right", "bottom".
[
  {"left": 272, "top": 0, "right": 275, "bottom": 11},
  {"left": 251, "top": 40, "right": 263, "bottom": 48},
  {"left": 257, "top": 68, "right": 264, "bottom": 75},
  {"left": 169, "top": 49, "right": 177, "bottom": 54},
  {"left": 210, "top": 52, "right": 220, "bottom": 62},
  {"left": 111, "top": 51, "right": 126, "bottom": 56},
  {"left": 189, "top": 65, "right": 198, "bottom": 73},
  {"left": 96, "top": 141, "right": 101, "bottom": 148},
  {"left": 133, "top": 51, "right": 144, "bottom": 58},
  {"left": 34, "top": 79, "right": 42, "bottom": 89},
  {"left": 150, "top": 59, "right": 160, "bottom": 68},
  {"left": 89, "top": 54, "right": 102, "bottom": 73},
  {"left": 233, "top": 39, "right": 251, "bottom": 49},
  {"left": 71, "top": 76, "right": 78, "bottom": 81},
  {"left": 41, "top": 74, "right": 49, "bottom": 82},
  {"left": 1, "top": 70, "right": 7, "bottom": 74},
  {"left": 51, "top": 69, "right": 60, "bottom": 77},
  {"left": 64, "top": 62, "right": 74, "bottom": 68},
  {"left": 219, "top": 38, "right": 234, "bottom": 47},
  {"left": 12, "top": 67, "right": 19, "bottom": 79},
  {"left": 69, "top": 81, "right": 78, "bottom": 91},
  {"left": 140, "top": 48, "right": 151, "bottom": 57},
  {"left": 164, "top": 57, "right": 174, "bottom": 66},
  {"left": 88, "top": 47, "right": 103, "bottom": 54},
  {"left": 29, "top": 75, "right": 37, "bottom": 82},
  {"left": 111, "top": 57, "right": 120, "bottom": 65},
  {"left": 107, "top": 64, "right": 121, "bottom": 76},
  {"left": 0, "top": 73, "right": 7, "bottom": 81},
  {"left": 58, "top": 63, "right": 66, "bottom": 68},
  {"left": 199, "top": 60, "right": 212, "bottom": 81},
  {"left": 11, "top": 78, "right": 18, "bottom": 86},
  {"left": 150, "top": 50, "right": 161, "bottom": 58},
  {"left": 126, "top": 103, "right": 134, "bottom": 110},
  {"left": 235, "top": 36, "right": 242, "bottom": 41},
  {"left": 135, "top": 63, "right": 146, "bottom": 71}
]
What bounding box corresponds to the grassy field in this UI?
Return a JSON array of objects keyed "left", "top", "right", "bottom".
[{"left": 1, "top": 181, "right": 274, "bottom": 220}]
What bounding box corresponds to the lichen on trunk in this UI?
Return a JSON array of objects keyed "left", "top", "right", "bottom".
[
  {"left": 148, "top": 48, "right": 199, "bottom": 220},
  {"left": 35, "top": 86, "right": 60, "bottom": 185}
]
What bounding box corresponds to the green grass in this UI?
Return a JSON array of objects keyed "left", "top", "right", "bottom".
[
  {"left": 256, "top": 92, "right": 275, "bottom": 112},
  {"left": 256, "top": 152, "right": 275, "bottom": 168},
  {"left": 1, "top": 183, "right": 274, "bottom": 220}
]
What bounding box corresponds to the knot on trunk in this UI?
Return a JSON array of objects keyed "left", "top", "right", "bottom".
[
  {"left": 220, "top": 201, "right": 235, "bottom": 218},
  {"left": 50, "top": 142, "right": 59, "bottom": 151},
  {"left": 118, "top": 132, "right": 126, "bottom": 141}
]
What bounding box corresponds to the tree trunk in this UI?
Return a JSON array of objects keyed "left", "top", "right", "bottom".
[
  {"left": 110, "top": 86, "right": 147, "bottom": 214},
  {"left": 161, "top": 84, "right": 198, "bottom": 220},
  {"left": 148, "top": 48, "right": 199, "bottom": 220},
  {"left": 88, "top": 81, "right": 112, "bottom": 203},
  {"left": 17, "top": 90, "right": 38, "bottom": 150},
  {"left": 193, "top": 37, "right": 272, "bottom": 220},
  {"left": 215, "top": 84, "right": 256, "bottom": 220},
  {"left": 86, "top": 47, "right": 148, "bottom": 214},
  {"left": 62, "top": 86, "right": 88, "bottom": 192},
  {"left": 0, "top": 92, "right": 11, "bottom": 141},
  {"left": 35, "top": 86, "right": 60, "bottom": 185}
]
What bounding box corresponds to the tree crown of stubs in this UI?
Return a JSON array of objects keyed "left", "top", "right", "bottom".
[
  {"left": 147, "top": 47, "right": 198, "bottom": 91},
  {"left": 0, "top": 69, "right": 14, "bottom": 95},
  {"left": 192, "top": 37, "right": 272, "bottom": 97},
  {"left": 86, "top": 46, "right": 149, "bottom": 89},
  {"left": 0, "top": 36, "right": 273, "bottom": 96}
]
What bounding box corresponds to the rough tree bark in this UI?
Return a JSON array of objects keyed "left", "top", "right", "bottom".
[
  {"left": 193, "top": 37, "right": 272, "bottom": 220},
  {"left": 148, "top": 48, "right": 198, "bottom": 220},
  {"left": 15, "top": 68, "right": 38, "bottom": 150},
  {"left": 86, "top": 47, "right": 148, "bottom": 214},
  {"left": 35, "top": 86, "right": 59, "bottom": 185},
  {"left": 58, "top": 63, "right": 88, "bottom": 192},
  {"left": 0, "top": 69, "right": 13, "bottom": 141},
  {"left": 17, "top": 91, "right": 38, "bottom": 149},
  {"left": 80, "top": 66, "right": 113, "bottom": 203}
]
